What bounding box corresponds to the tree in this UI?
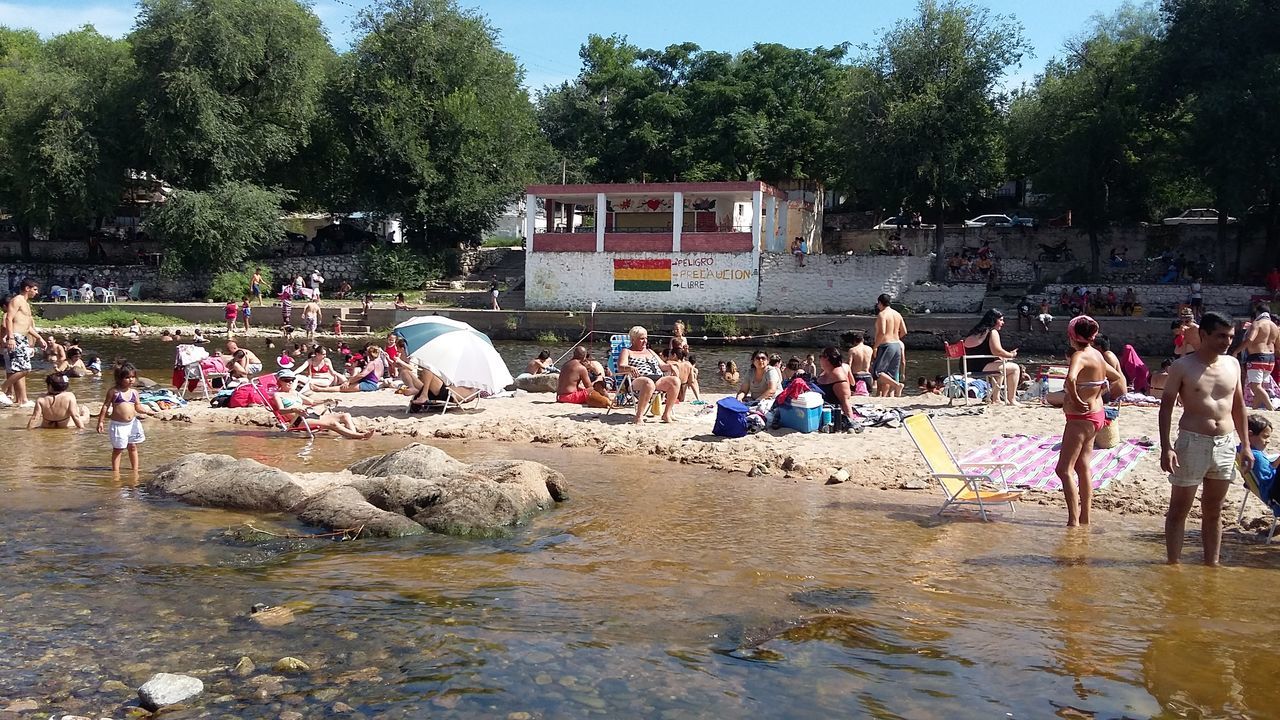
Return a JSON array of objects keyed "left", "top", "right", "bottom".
[
  {"left": 337, "top": 0, "right": 548, "bottom": 247},
  {"left": 837, "top": 0, "right": 1029, "bottom": 279},
  {"left": 0, "top": 27, "right": 137, "bottom": 259},
  {"left": 130, "top": 0, "right": 331, "bottom": 189},
  {"left": 145, "top": 182, "right": 286, "bottom": 273},
  {"left": 1158, "top": 0, "right": 1280, "bottom": 278},
  {"left": 1006, "top": 4, "right": 1161, "bottom": 278}
]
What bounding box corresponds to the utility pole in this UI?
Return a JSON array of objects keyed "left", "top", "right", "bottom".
[{"left": 561, "top": 159, "right": 567, "bottom": 184}]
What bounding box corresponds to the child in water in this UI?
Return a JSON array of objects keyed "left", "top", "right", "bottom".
[{"left": 96, "top": 362, "right": 154, "bottom": 472}]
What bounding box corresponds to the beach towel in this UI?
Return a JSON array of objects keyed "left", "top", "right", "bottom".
[
  {"left": 959, "top": 434, "right": 1150, "bottom": 492},
  {"left": 1119, "top": 344, "right": 1150, "bottom": 393}
]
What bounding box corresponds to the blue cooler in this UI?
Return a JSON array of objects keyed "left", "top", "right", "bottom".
[{"left": 778, "top": 392, "right": 824, "bottom": 433}]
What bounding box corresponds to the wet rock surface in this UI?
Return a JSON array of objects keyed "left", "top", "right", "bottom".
[
  {"left": 137, "top": 672, "right": 203, "bottom": 711},
  {"left": 151, "top": 443, "right": 568, "bottom": 538}
]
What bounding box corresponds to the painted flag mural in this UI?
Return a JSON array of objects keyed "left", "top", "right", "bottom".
[{"left": 613, "top": 259, "right": 671, "bottom": 292}]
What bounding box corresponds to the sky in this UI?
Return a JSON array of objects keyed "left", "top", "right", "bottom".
[{"left": 6, "top": 0, "right": 1136, "bottom": 90}]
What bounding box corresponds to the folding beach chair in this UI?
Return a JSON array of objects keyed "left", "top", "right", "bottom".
[
  {"left": 601, "top": 334, "right": 636, "bottom": 418},
  {"left": 410, "top": 387, "right": 482, "bottom": 416},
  {"left": 903, "top": 413, "right": 1024, "bottom": 520},
  {"left": 175, "top": 345, "right": 228, "bottom": 400},
  {"left": 248, "top": 377, "right": 322, "bottom": 439},
  {"left": 943, "top": 341, "right": 1007, "bottom": 406},
  {"left": 1236, "top": 460, "right": 1279, "bottom": 543}
]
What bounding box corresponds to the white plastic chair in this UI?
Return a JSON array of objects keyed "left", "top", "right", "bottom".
[
  {"left": 49, "top": 286, "right": 68, "bottom": 302},
  {"left": 94, "top": 287, "right": 117, "bottom": 303}
]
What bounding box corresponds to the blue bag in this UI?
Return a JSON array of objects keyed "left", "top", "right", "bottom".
[{"left": 713, "top": 398, "right": 749, "bottom": 438}]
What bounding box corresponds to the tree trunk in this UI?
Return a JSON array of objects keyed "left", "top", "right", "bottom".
[
  {"left": 16, "top": 222, "right": 32, "bottom": 261},
  {"left": 1215, "top": 208, "right": 1229, "bottom": 283},
  {"left": 1089, "top": 227, "right": 1101, "bottom": 280}
]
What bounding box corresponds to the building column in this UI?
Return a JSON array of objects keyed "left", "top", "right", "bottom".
[
  {"left": 525, "top": 194, "right": 537, "bottom": 255},
  {"left": 672, "top": 191, "right": 684, "bottom": 252},
  {"left": 751, "top": 189, "right": 763, "bottom": 271},
  {"left": 777, "top": 200, "right": 790, "bottom": 251},
  {"left": 764, "top": 196, "right": 778, "bottom": 253},
  {"left": 595, "top": 193, "right": 606, "bottom": 252}
]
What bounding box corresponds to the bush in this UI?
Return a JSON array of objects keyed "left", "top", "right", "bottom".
[
  {"left": 148, "top": 182, "right": 288, "bottom": 274},
  {"left": 701, "top": 313, "right": 739, "bottom": 337},
  {"left": 361, "top": 244, "right": 445, "bottom": 289},
  {"left": 535, "top": 330, "right": 561, "bottom": 343},
  {"left": 209, "top": 266, "right": 275, "bottom": 302}
]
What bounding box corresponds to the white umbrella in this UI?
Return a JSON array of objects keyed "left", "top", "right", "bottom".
[{"left": 392, "top": 315, "right": 513, "bottom": 395}]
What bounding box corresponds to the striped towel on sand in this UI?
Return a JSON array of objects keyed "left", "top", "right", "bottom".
[{"left": 959, "top": 435, "right": 1151, "bottom": 492}]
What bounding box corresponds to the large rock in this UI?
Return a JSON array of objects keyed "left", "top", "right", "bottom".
[
  {"left": 514, "top": 372, "right": 559, "bottom": 393},
  {"left": 150, "top": 444, "right": 568, "bottom": 538},
  {"left": 138, "top": 673, "right": 203, "bottom": 711}
]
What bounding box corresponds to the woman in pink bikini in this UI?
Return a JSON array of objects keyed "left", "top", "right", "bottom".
[{"left": 1055, "top": 315, "right": 1127, "bottom": 527}]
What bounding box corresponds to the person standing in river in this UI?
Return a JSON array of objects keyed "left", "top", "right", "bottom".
[
  {"left": 1241, "top": 301, "right": 1278, "bottom": 410},
  {"left": 871, "top": 294, "right": 907, "bottom": 396},
  {"left": 1159, "top": 311, "right": 1251, "bottom": 566},
  {"left": 2, "top": 278, "right": 48, "bottom": 408}
]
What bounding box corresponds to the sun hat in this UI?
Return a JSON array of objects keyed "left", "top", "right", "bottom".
[{"left": 276, "top": 369, "right": 296, "bottom": 380}]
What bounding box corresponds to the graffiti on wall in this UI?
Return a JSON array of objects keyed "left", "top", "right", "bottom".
[{"left": 613, "top": 256, "right": 754, "bottom": 292}]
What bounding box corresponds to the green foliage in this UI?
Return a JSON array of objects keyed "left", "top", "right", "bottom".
[
  {"left": 837, "top": 0, "right": 1029, "bottom": 278},
  {"left": 46, "top": 309, "right": 188, "bottom": 328},
  {"left": 360, "top": 243, "right": 445, "bottom": 289},
  {"left": 537, "top": 36, "right": 846, "bottom": 184},
  {"left": 535, "top": 330, "right": 561, "bottom": 344},
  {"left": 0, "top": 27, "right": 137, "bottom": 255},
  {"left": 330, "top": 0, "right": 547, "bottom": 247},
  {"left": 481, "top": 233, "right": 522, "bottom": 248},
  {"left": 131, "top": 0, "right": 332, "bottom": 189},
  {"left": 209, "top": 266, "right": 274, "bottom": 302},
  {"left": 701, "top": 313, "right": 739, "bottom": 337},
  {"left": 147, "top": 182, "right": 288, "bottom": 274}
]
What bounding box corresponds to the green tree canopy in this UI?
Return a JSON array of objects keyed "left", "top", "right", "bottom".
[
  {"left": 146, "top": 182, "right": 287, "bottom": 273},
  {"left": 836, "top": 0, "right": 1029, "bottom": 277},
  {"left": 1006, "top": 3, "right": 1163, "bottom": 276},
  {"left": 0, "top": 26, "right": 137, "bottom": 258},
  {"left": 334, "top": 0, "right": 547, "bottom": 247},
  {"left": 130, "top": 0, "right": 331, "bottom": 189}
]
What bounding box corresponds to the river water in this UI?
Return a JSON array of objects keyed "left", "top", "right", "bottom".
[{"left": 3, "top": 337, "right": 1278, "bottom": 718}]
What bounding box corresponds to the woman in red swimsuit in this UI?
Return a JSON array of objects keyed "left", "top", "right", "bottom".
[{"left": 1056, "top": 315, "right": 1127, "bottom": 527}]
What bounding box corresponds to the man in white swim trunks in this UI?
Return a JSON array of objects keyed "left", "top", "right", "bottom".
[
  {"left": 2, "top": 278, "right": 48, "bottom": 408},
  {"left": 1159, "top": 311, "right": 1252, "bottom": 566},
  {"left": 226, "top": 341, "right": 263, "bottom": 374},
  {"left": 1241, "top": 301, "right": 1278, "bottom": 410}
]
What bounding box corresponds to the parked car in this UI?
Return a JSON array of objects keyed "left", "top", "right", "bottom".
[
  {"left": 1162, "top": 208, "right": 1237, "bottom": 225},
  {"left": 872, "top": 216, "right": 936, "bottom": 230},
  {"left": 965, "top": 214, "right": 1013, "bottom": 228},
  {"left": 1008, "top": 214, "right": 1038, "bottom": 229}
]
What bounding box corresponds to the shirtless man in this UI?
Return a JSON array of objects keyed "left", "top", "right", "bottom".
[
  {"left": 1241, "top": 301, "right": 1279, "bottom": 410},
  {"left": 301, "top": 300, "right": 321, "bottom": 341},
  {"left": 2, "top": 278, "right": 48, "bottom": 407},
  {"left": 1159, "top": 311, "right": 1252, "bottom": 566},
  {"left": 226, "top": 341, "right": 263, "bottom": 375},
  {"left": 846, "top": 331, "right": 874, "bottom": 395},
  {"left": 43, "top": 334, "right": 66, "bottom": 365},
  {"left": 527, "top": 351, "right": 556, "bottom": 375},
  {"left": 555, "top": 347, "right": 592, "bottom": 404},
  {"left": 871, "top": 294, "right": 907, "bottom": 396}
]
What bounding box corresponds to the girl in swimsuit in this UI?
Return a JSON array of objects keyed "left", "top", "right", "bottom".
[
  {"left": 27, "top": 373, "right": 84, "bottom": 429},
  {"left": 95, "top": 362, "right": 154, "bottom": 472},
  {"left": 1056, "top": 315, "right": 1126, "bottom": 527}
]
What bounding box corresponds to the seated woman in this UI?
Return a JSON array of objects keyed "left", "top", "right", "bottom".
[
  {"left": 736, "top": 352, "right": 781, "bottom": 406},
  {"left": 302, "top": 346, "right": 347, "bottom": 391},
  {"left": 619, "top": 325, "right": 680, "bottom": 424},
  {"left": 26, "top": 373, "right": 86, "bottom": 429},
  {"left": 392, "top": 293, "right": 416, "bottom": 311},
  {"left": 409, "top": 365, "right": 481, "bottom": 413},
  {"left": 815, "top": 346, "right": 855, "bottom": 422},
  {"left": 271, "top": 370, "right": 373, "bottom": 439},
  {"left": 340, "top": 345, "right": 388, "bottom": 392},
  {"left": 962, "top": 309, "right": 1021, "bottom": 406},
  {"left": 390, "top": 344, "right": 424, "bottom": 396}
]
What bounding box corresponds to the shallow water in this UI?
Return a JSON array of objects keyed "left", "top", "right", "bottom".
[{"left": 2, "top": 409, "right": 1280, "bottom": 718}]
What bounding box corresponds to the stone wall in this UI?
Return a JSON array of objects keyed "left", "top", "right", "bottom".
[
  {"left": 757, "top": 254, "right": 932, "bottom": 313},
  {"left": 526, "top": 251, "right": 759, "bottom": 312},
  {"left": 1040, "top": 283, "right": 1266, "bottom": 316},
  {"left": 898, "top": 283, "right": 989, "bottom": 313}
]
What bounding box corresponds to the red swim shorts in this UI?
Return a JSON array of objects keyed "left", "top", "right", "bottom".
[{"left": 557, "top": 388, "right": 590, "bottom": 404}]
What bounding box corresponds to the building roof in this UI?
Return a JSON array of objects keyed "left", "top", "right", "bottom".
[{"left": 525, "top": 181, "right": 787, "bottom": 201}]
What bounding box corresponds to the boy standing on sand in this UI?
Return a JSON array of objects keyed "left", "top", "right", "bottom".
[{"left": 1158, "top": 311, "right": 1252, "bottom": 566}]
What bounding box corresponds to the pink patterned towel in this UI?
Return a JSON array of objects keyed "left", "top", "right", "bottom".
[{"left": 959, "top": 435, "right": 1151, "bottom": 491}]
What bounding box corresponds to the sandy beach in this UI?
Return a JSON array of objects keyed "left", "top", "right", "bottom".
[{"left": 149, "top": 382, "right": 1280, "bottom": 527}]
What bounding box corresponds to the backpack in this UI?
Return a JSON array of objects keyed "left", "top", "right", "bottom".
[{"left": 713, "top": 398, "right": 749, "bottom": 438}]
